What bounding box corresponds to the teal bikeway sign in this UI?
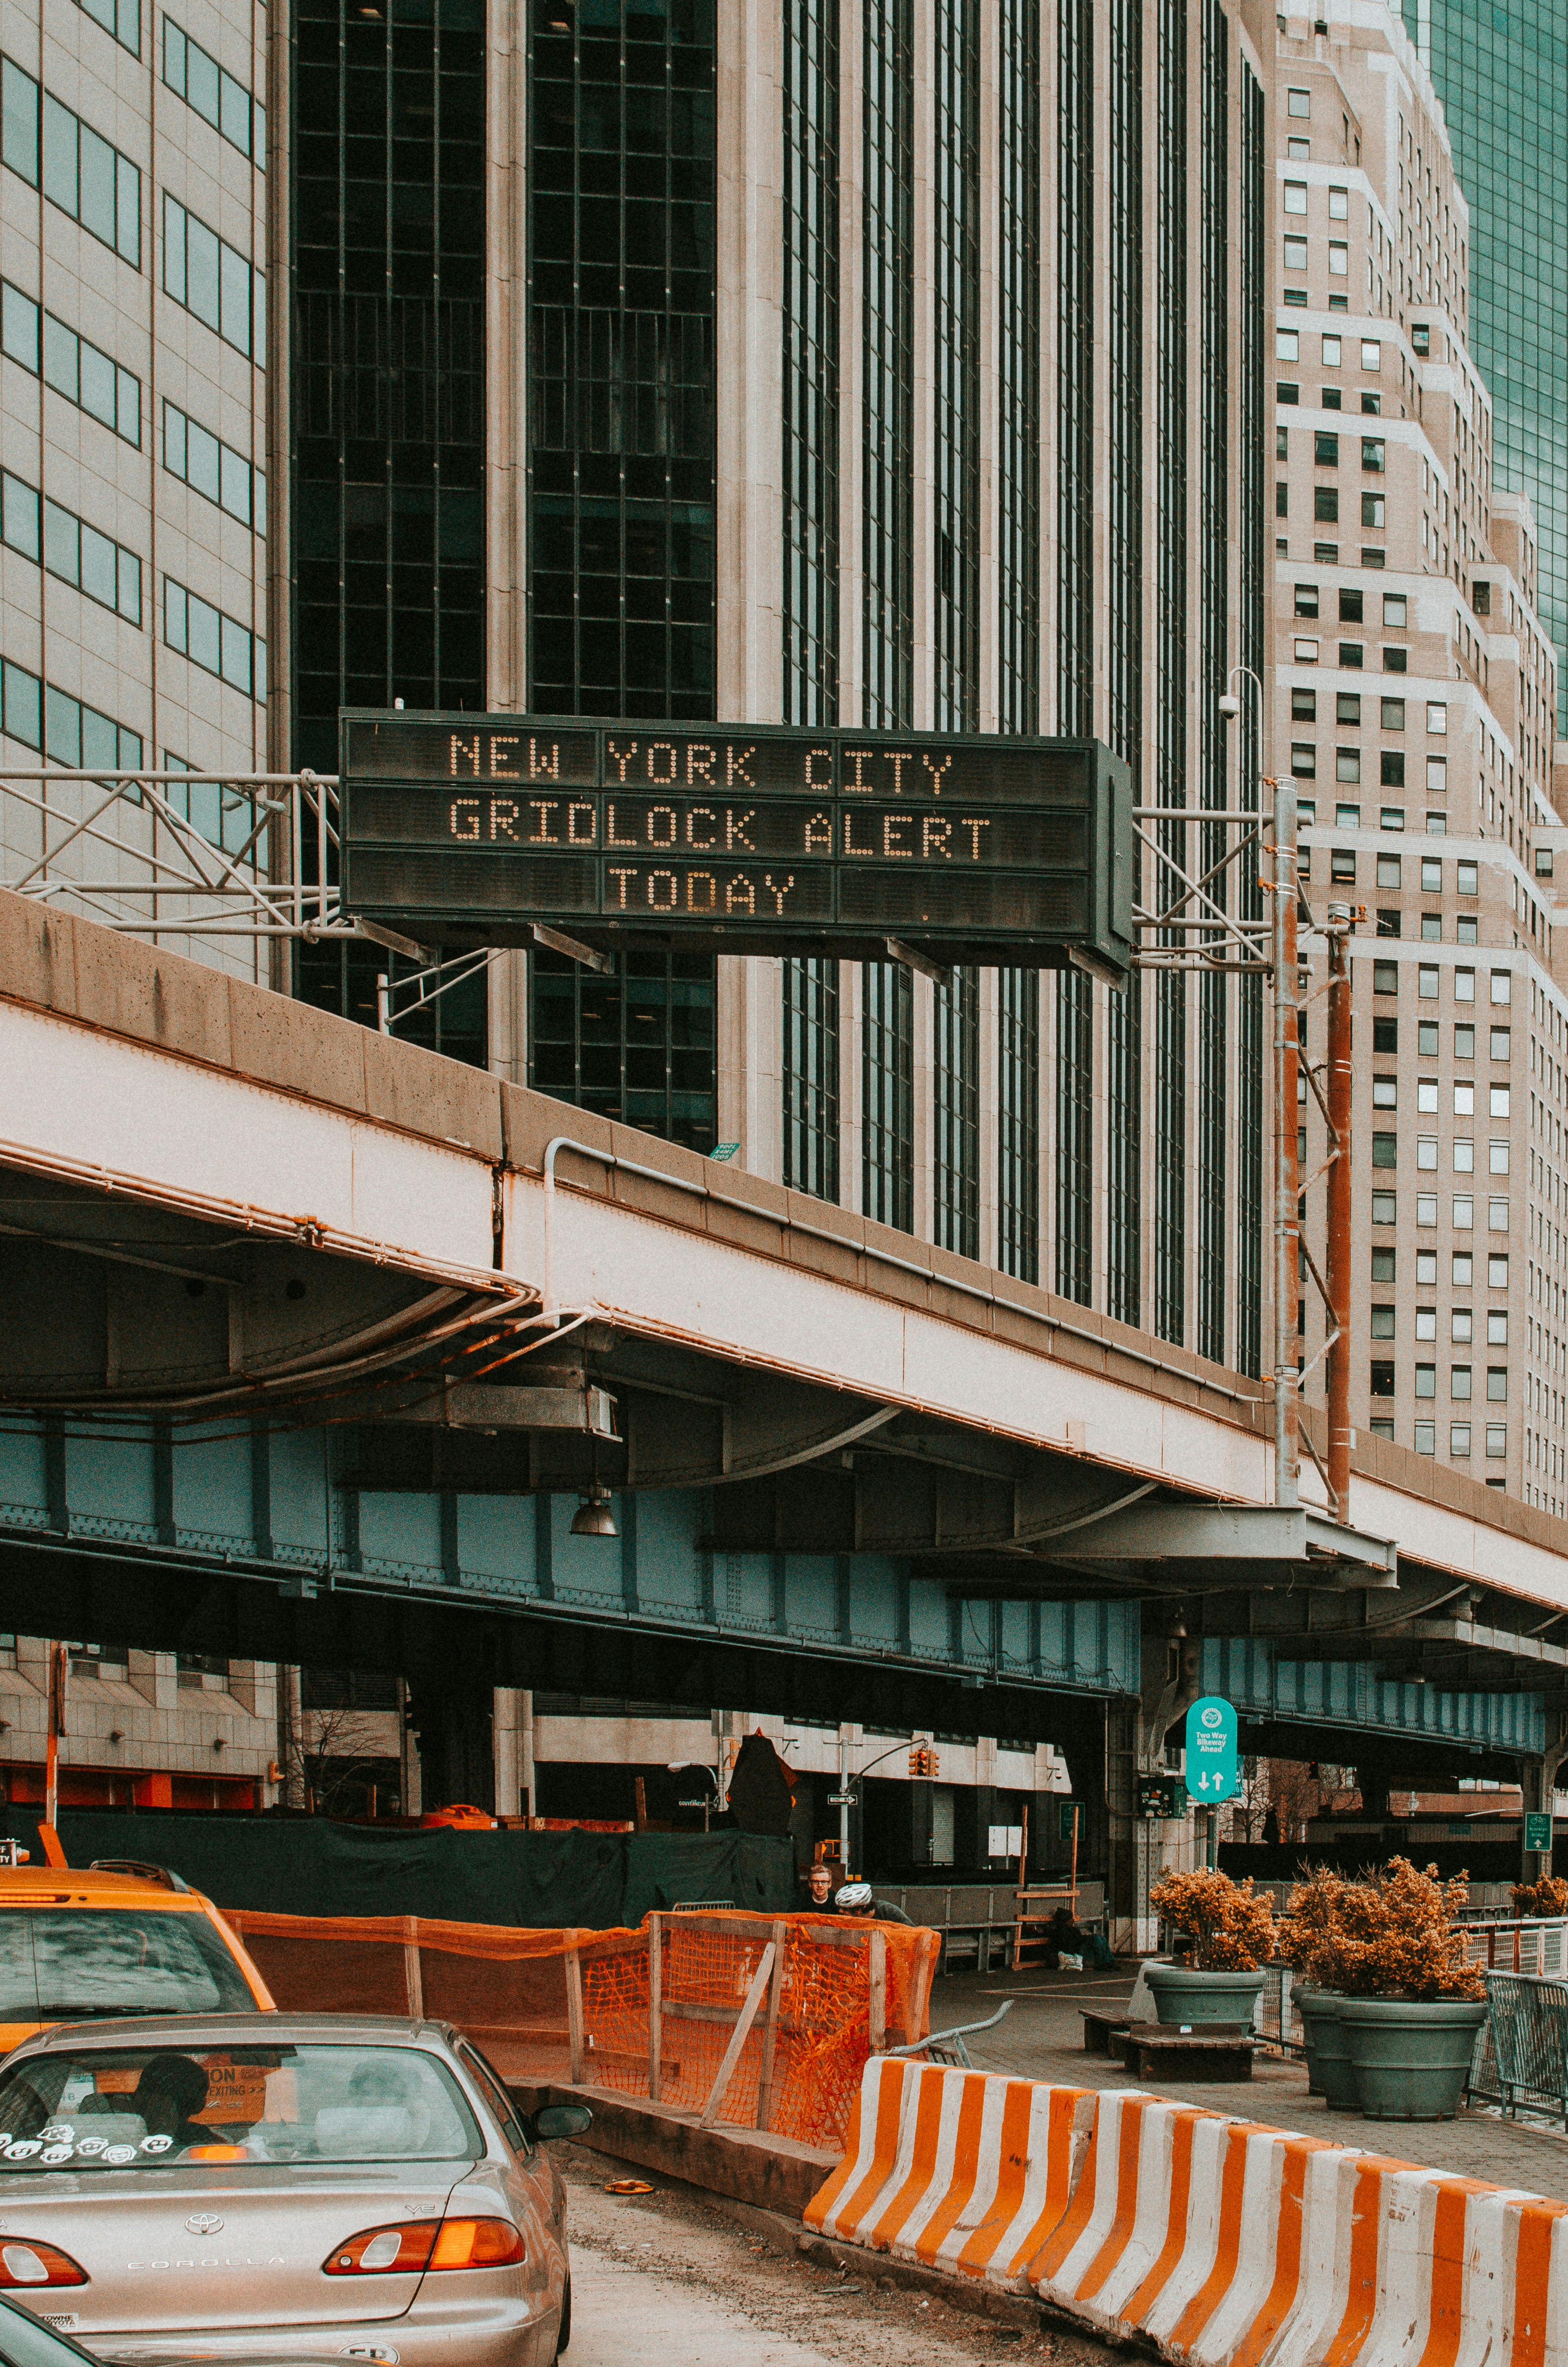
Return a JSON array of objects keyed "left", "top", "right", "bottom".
[{"left": 1185, "top": 1696, "right": 1240, "bottom": 1804}]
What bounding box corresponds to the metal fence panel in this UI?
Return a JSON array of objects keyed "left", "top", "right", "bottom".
[{"left": 1479, "top": 1973, "right": 1568, "bottom": 2122}]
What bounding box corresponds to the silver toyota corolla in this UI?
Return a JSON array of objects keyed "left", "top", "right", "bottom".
[{"left": 0, "top": 2013, "right": 590, "bottom": 2367}]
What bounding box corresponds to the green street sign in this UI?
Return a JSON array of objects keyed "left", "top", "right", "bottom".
[
  {"left": 1525, "top": 1811, "right": 1553, "bottom": 1853},
  {"left": 1059, "top": 1799, "right": 1084, "bottom": 1841},
  {"left": 1185, "top": 1696, "right": 1240, "bottom": 1803}
]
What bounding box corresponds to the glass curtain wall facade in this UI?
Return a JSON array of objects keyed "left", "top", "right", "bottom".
[
  {"left": 863, "top": 960, "right": 915, "bottom": 1232},
  {"left": 290, "top": 0, "right": 486, "bottom": 1054},
  {"left": 523, "top": 0, "right": 720, "bottom": 1152},
  {"left": 933, "top": 970, "right": 980, "bottom": 1260},
  {"left": 861, "top": 0, "right": 916, "bottom": 1230},
  {"left": 1235, "top": 56, "right": 1265, "bottom": 1377},
  {"left": 997, "top": 0, "right": 1041, "bottom": 1281},
  {"left": 1196, "top": 0, "right": 1228, "bottom": 1366},
  {"left": 998, "top": 969, "right": 1040, "bottom": 1280},
  {"left": 1105, "top": 0, "right": 1143, "bottom": 1327},
  {"left": 1153, "top": 0, "right": 1188, "bottom": 1349},
  {"left": 1054, "top": 0, "right": 1093, "bottom": 1304},
  {"left": 1411, "top": 2, "right": 1568, "bottom": 680},
  {"left": 780, "top": 0, "right": 840, "bottom": 1196}
]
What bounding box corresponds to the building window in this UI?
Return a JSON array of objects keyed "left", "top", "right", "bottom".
[
  {"left": 863, "top": 959, "right": 914, "bottom": 1232},
  {"left": 163, "top": 18, "right": 263, "bottom": 159},
  {"left": 1, "top": 474, "right": 141, "bottom": 624},
  {"left": 1056, "top": 967, "right": 1092, "bottom": 1303},
  {"left": 163, "top": 580, "right": 264, "bottom": 697},
  {"left": 1372, "top": 1191, "right": 1397, "bottom": 1224},
  {"left": 0, "top": 654, "right": 141, "bottom": 769},
  {"left": 163, "top": 195, "right": 259, "bottom": 356},
  {"left": 1451, "top": 1422, "right": 1471, "bottom": 1456},
  {"left": 782, "top": 959, "right": 839, "bottom": 1204},
  {"left": 781, "top": 0, "right": 840, "bottom": 729},
  {"left": 998, "top": 968, "right": 1039, "bottom": 1283},
  {"left": 164, "top": 401, "right": 264, "bottom": 531},
  {"left": 1452, "top": 1366, "right": 1472, "bottom": 1399},
  {"left": 1415, "top": 1365, "right": 1436, "bottom": 1398},
  {"left": 1, "top": 64, "right": 142, "bottom": 267},
  {"left": 1370, "top": 1361, "right": 1395, "bottom": 1397},
  {"left": 1, "top": 277, "right": 140, "bottom": 444},
  {"left": 1486, "top": 1425, "right": 1507, "bottom": 1459}
]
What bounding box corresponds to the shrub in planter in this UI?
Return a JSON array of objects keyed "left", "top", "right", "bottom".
[
  {"left": 1511, "top": 1872, "right": 1568, "bottom": 1918},
  {"left": 1277, "top": 1869, "right": 1354, "bottom": 2102},
  {"left": 1283, "top": 1859, "right": 1483, "bottom": 2119},
  {"left": 1145, "top": 1868, "right": 1275, "bottom": 2025}
]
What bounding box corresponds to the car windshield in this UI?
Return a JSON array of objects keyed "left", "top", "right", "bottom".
[
  {"left": 0, "top": 1912, "right": 255, "bottom": 2020},
  {"left": 0, "top": 2045, "right": 481, "bottom": 2171}
]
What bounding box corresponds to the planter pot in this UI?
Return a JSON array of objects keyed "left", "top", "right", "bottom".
[
  {"left": 1292, "top": 1985, "right": 1340, "bottom": 2098},
  {"left": 1144, "top": 1963, "right": 1266, "bottom": 2027},
  {"left": 1337, "top": 1996, "right": 1488, "bottom": 2121},
  {"left": 1297, "top": 1989, "right": 1358, "bottom": 2108}
]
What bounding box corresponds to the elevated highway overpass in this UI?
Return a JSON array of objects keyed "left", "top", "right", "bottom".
[{"left": 2, "top": 886, "right": 1567, "bottom": 1898}]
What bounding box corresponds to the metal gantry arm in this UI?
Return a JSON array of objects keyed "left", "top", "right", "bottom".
[{"left": 1127, "top": 667, "right": 1360, "bottom": 1531}]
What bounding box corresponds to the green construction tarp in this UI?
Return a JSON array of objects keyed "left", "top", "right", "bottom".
[{"left": 0, "top": 1810, "right": 794, "bottom": 1930}]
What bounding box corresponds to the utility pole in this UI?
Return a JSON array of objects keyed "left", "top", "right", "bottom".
[
  {"left": 1271, "top": 777, "right": 1301, "bottom": 1508},
  {"left": 1325, "top": 907, "right": 1355, "bottom": 1517}
]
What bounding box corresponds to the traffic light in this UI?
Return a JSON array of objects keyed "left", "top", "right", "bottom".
[{"left": 908, "top": 1746, "right": 940, "bottom": 1780}]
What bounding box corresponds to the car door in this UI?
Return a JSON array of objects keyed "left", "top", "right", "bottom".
[{"left": 451, "top": 2043, "right": 565, "bottom": 2314}]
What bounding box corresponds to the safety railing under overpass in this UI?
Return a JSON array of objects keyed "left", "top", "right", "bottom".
[{"left": 1472, "top": 1970, "right": 1568, "bottom": 2122}]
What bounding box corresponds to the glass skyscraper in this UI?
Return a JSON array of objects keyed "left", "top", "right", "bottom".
[{"left": 1409, "top": 0, "right": 1568, "bottom": 674}]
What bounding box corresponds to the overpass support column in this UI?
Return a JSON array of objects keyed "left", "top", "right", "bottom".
[{"left": 1058, "top": 1702, "right": 1137, "bottom": 1953}]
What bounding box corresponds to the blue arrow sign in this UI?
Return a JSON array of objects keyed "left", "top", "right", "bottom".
[{"left": 1184, "top": 1695, "right": 1240, "bottom": 1804}]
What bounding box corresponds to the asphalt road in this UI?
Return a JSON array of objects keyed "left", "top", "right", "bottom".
[{"left": 556, "top": 2144, "right": 1108, "bottom": 2367}]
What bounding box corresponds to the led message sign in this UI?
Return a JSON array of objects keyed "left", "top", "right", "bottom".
[{"left": 339, "top": 714, "right": 1133, "bottom": 974}]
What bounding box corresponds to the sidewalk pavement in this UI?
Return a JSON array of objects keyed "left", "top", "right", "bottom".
[{"left": 930, "top": 1963, "right": 1568, "bottom": 2198}]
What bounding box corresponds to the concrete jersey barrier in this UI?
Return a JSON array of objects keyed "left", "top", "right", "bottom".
[
  {"left": 803, "top": 2055, "right": 1096, "bottom": 2287},
  {"left": 809, "top": 2060, "right": 1568, "bottom": 2367}
]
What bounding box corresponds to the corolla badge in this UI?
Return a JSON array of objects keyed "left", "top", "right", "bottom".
[{"left": 185, "top": 2214, "right": 225, "bottom": 2236}]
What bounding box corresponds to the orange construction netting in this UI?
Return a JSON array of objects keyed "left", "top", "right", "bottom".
[{"left": 224, "top": 1907, "right": 937, "bottom": 2153}]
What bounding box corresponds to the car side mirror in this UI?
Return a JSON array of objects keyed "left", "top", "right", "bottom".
[{"left": 532, "top": 2104, "right": 593, "bottom": 2141}]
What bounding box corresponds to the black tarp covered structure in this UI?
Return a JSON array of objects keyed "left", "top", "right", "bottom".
[{"left": 0, "top": 1810, "right": 794, "bottom": 1928}]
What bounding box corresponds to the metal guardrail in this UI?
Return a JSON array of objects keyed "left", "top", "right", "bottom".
[
  {"left": 1459, "top": 1919, "right": 1568, "bottom": 1975},
  {"left": 1475, "top": 1972, "right": 1568, "bottom": 2122}
]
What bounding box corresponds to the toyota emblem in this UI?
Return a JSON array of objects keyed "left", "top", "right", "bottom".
[{"left": 185, "top": 2214, "right": 225, "bottom": 2236}]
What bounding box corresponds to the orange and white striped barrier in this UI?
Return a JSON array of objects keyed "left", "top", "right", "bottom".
[
  {"left": 1027, "top": 2092, "right": 1568, "bottom": 2367},
  {"left": 803, "top": 2055, "right": 1095, "bottom": 2287},
  {"left": 808, "top": 2060, "right": 1568, "bottom": 2367}
]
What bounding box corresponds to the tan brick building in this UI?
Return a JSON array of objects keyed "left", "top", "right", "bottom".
[{"left": 1273, "top": 0, "right": 1568, "bottom": 1508}]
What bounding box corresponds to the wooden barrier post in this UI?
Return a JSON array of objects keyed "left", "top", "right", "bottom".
[
  {"left": 699, "top": 1942, "right": 775, "bottom": 2130},
  {"left": 755, "top": 1919, "right": 787, "bottom": 2131},
  {"left": 566, "top": 1936, "right": 586, "bottom": 2085},
  {"left": 402, "top": 1917, "right": 424, "bottom": 2019},
  {"left": 868, "top": 1928, "right": 886, "bottom": 2053},
  {"left": 647, "top": 1914, "right": 662, "bottom": 2103}
]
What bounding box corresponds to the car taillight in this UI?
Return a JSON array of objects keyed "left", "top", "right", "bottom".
[
  {"left": 0, "top": 2242, "right": 88, "bottom": 2289},
  {"left": 324, "top": 2222, "right": 439, "bottom": 2276},
  {"left": 322, "top": 2218, "right": 524, "bottom": 2277},
  {"left": 427, "top": 2220, "right": 526, "bottom": 2270}
]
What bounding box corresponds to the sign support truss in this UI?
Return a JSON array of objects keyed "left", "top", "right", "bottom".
[{"left": 1128, "top": 708, "right": 1360, "bottom": 1534}]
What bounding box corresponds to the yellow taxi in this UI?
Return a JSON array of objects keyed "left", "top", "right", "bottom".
[{"left": 0, "top": 1858, "right": 273, "bottom": 2053}]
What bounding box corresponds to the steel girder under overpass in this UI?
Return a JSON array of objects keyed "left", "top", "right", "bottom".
[{"left": 0, "top": 1416, "right": 1544, "bottom": 1765}]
